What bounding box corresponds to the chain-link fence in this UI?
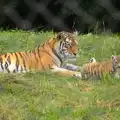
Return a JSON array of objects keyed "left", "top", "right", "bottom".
[{"left": 0, "top": 0, "right": 120, "bottom": 33}]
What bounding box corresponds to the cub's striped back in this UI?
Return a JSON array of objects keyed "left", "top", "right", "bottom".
[{"left": 80, "top": 56, "right": 120, "bottom": 80}]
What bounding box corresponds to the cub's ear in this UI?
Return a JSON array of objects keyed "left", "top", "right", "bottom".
[
  {"left": 89, "top": 57, "right": 96, "bottom": 63},
  {"left": 111, "top": 55, "right": 116, "bottom": 61}
]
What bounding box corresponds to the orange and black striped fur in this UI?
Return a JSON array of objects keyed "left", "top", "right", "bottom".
[
  {"left": 0, "top": 31, "right": 82, "bottom": 77},
  {"left": 80, "top": 55, "right": 120, "bottom": 80}
]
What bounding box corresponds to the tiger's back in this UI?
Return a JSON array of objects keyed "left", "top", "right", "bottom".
[{"left": 0, "top": 38, "right": 60, "bottom": 72}]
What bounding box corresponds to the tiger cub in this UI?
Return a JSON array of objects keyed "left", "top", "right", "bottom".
[{"left": 80, "top": 55, "right": 120, "bottom": 80}]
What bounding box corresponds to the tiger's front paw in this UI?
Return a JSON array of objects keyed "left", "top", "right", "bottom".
[
  {"left": 73, "top": 72, "right": 82, "bottom": 78},
  {"left": 65, "top": 63, "right": 81, "bottom": 71}
]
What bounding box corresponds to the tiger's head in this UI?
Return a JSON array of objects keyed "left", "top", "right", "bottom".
[
  {"left": 111, "top": 55, "right": 120, "bottom": 78},
  {"left": 55, "top": 31, "right": 79, "bottom": 62}
]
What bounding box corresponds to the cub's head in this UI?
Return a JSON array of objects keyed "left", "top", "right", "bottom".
[
  {"left": 111, "top": 55, "right": 120, "bottom": 78},
  {"left": 56, "top": 31, "right": 79, "bottom": 61}
]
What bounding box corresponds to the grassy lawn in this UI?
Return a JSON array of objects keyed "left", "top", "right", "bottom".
[{"left": 0, "top": 30, "right": 120, "bottom": 120}]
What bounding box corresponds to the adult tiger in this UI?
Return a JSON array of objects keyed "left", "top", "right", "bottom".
[
  {"left": 0, "top": 31, "right": 82, "bottom": 77},
  {"left": 80, "top": 55, "right": 120, "bottom": 80}
]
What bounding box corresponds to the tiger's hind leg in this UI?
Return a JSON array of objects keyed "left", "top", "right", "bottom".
[{"left": 51, "top": 66, "right": 82, "bottom": 78}]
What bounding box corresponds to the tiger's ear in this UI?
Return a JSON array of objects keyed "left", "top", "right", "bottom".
[
  {"left": 89, "top": 57, "right": 96, "bottom": 63},
  {"left": 57, "top": 32, "right": 64, "bottom": 40},
  {"left": 73, "top": 30, "right": 79, "bottom": 36}
]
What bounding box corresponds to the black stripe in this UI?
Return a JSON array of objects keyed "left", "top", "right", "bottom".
[
  {"left": 37, "top": 48, "right": 45, "bottom": 70},
  {"left": 7, "top": 55, "right": 11, "bottom": 64},
  {"left": 112, "top": 64, "right": 116, "bottom": 72},
  {"left": 52, "top": 60, "right": 58, "bottom": 67},
  {"left": 33, "top": 51, "right": 38, "bottom": 62},
  {"left": 37, "top": 47, "right": 41, "bottom": 58},
  {"left": 52, "top": 48, "right": 63, "bottom": 65},
  {"left": 59, "top": 41, "right": 63, "bottom": 53},
  {"left": 5, "top": 62, "right": 8, "bottom": 69},
  {"left": 22, "top": 52, "right": 30, "bottom": 70},
  {"left": 18, "top": 52, "right": 27, "bottom": 71},
  {"left": 48, "top": 64, "right": 50, "bottom": 69},
  {"left": 4, "top": 54, "right": 7, "bottom": 57},
  {"left": 25, "top": 51, "right": 33, "bottom": 69},
  {"left": 14, "top": 53, "right": 19, "bottom": 72},
  {"left": 5, "top": 62, "right": 10, "bottom": 73},
  {"left": 0, "top": 56, "right": 4, "bottom": 70}
]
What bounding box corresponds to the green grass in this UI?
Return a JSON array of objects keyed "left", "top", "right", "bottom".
[{"left": 0, "top": 30, "right": 120, "bottom": 120}]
